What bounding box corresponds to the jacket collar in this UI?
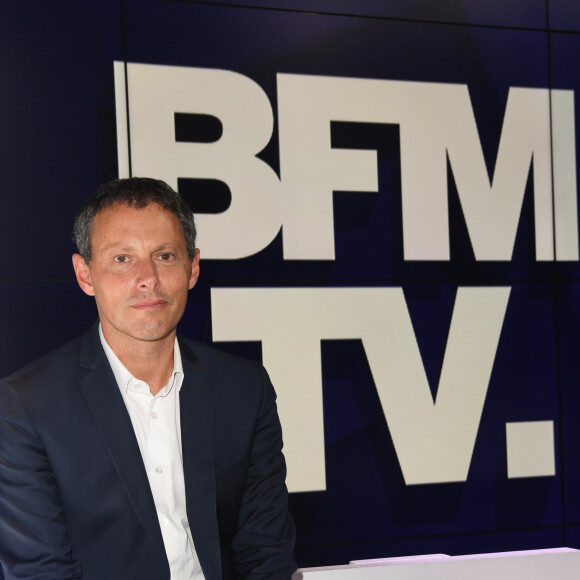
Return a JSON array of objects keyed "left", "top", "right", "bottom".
[
  {"left": 76, "top": 323, "right": 167, "bottom": 562},
  {"left": 178, "top": 337, "right": 221, "bottom": 580}
]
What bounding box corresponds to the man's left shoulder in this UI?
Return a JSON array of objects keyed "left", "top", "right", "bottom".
[
  {"left": 179, "top": 336, "right": 261, "bottom": 371},
  {"left": 178, "top": 336, "right": 272, "bottom": 398}
]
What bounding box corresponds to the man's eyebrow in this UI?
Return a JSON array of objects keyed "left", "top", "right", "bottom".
[
  {"left": 98, "top": 243, "right": 134, "bottom": 253},
  {"left": 152, "top": 243, "right": 178, "bottom": 253}
]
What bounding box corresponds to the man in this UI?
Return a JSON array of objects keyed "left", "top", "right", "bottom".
[{"left": 0, "top": 178, "right": 296, "bottom": 579}]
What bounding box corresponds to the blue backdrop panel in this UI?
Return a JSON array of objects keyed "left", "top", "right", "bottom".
[
  {"left": 556, "top": 281, "right": 580, "bottom": 526},
  {"left": 0, "top": 281, "right": 97, "bottom": 377},
  {"left": 564, "top": 525, "right": 580, "bottom": 549},
  {"left": 197, "top": 0, "right": 547, "bottom": 29},
  {"left": 551, "top": 32, "right": 580, "bottom": 281},
  {"left": 0, "top": 0, "right": 123, "bottom": 281},
  {"left": 549, "top": 0, "right": 580, "bottom": 31}
]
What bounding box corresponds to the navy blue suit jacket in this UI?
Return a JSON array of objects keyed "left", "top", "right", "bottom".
[{"left": 0, "top": 324, "right": 295, "bottom": 579}]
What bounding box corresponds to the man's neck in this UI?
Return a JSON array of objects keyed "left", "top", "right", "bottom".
[{"left": 103, "top": 328, "right": 176, "bottom": 396}]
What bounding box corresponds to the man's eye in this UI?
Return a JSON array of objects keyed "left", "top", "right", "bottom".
[
  {"left": 159, "top": 253, "right": 173, "bottom": 261},
  {"left": 114, "top": 256, "right": 128, "bottom": 263}
]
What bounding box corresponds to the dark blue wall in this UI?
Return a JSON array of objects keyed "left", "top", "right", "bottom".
[{"left": 2, "top": 0, "right": 580, "bottom": 573}]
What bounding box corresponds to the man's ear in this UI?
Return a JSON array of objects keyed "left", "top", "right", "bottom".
[
  {"left": 72, "top": 254, "right": 96, "bottom": 296},
  {"left": 189, "top": 248, "right": 200, "bottom": 290}
]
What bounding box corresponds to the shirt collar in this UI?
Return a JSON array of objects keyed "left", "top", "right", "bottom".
[{"left": 98, "top": 323, "right": 184, "bottom": 399}]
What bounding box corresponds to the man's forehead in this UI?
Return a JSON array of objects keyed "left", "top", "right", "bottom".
[
  {"left": 92, "top": 202, "right": 178, "bottom": 225},
  {"left": 91, "top": 203, "right": 184, "bottom": 243}
]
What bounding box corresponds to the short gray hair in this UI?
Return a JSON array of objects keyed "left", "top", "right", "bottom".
[{"left": 73, "top": 178, "right": 196, "bottom": 263}]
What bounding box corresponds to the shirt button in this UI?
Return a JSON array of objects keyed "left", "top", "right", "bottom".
[
  {"left": 151, "top": 411, "right": 158, "bottom": 420},
  {"left": 161, "top": 518, "right": 168, "bottom": 526},
  {"left": 155, "top": 466, "right": 163, "bottom": 474}
]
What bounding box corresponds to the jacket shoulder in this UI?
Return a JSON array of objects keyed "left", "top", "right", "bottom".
[
  {"left": 178, "top": 336, "right": 273, "bottom": 406},
  {"left": 3, "top": 334, "right": 84, "bottom": 390},
  {"left": 179, "top": 336, "right": 264, "bottom": 374}
]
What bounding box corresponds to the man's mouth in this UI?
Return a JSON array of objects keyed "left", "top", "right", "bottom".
[{"left": 131, "top": 300, "right": 168, "bottom": 310}]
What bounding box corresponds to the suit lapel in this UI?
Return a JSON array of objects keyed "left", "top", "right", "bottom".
[
  {"left": 179, "top": 339, "right": 222, "bottom": 580},
  {"left": 75, "top": 325, "right": 166, "bottom": 552}
]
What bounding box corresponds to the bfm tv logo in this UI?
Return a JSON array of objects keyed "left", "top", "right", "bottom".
[{"left": 114, "top": 62, "right": 578, "bottom": 493}]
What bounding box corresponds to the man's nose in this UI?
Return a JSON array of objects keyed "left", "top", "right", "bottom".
[{"left": 136, "top": 259, "right": 159, "bottom": 289}]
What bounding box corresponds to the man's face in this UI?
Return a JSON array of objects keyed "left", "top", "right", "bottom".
[{"left": 72, "top": 203, "right": 199, "bottom": 350}]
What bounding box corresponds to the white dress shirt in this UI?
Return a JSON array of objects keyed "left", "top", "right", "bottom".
[{"left": 99, "top": 325, "right": 205, "bottom": 580}]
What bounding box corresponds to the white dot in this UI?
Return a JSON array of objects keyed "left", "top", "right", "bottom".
[
  {"left": 155, "top": 466, "right": 163, "bottom": 474},
  {"left": 506, "top": 421, "right": 555, "bottom": 479},
  {"left": 151, "top": 411, "right": 158, "bottom": 420}
]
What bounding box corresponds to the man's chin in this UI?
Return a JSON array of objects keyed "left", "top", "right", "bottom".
[
  {"left": 135, "top": 327, "right": 176, "bottom": 343},
  {"left": 124, "top": 319, "right": 177, "bottom": 343}
]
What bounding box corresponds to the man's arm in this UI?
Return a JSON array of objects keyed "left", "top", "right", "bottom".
[
  {"left": 0, "top": 379, "right": 82, "bottom": 579},
  {"left": 229, "top": 366, "right": 296, "bottom": 579}
]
